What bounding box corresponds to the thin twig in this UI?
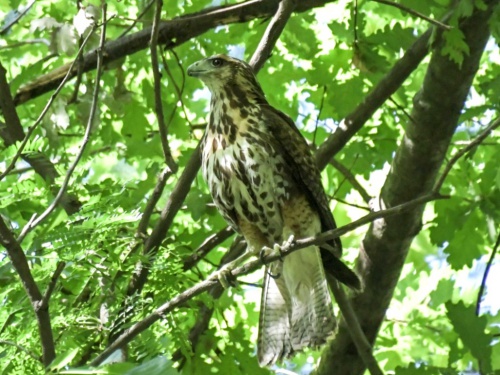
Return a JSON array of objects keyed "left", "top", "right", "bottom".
[
  {"left": 313, "top": 85, "right": 327, "bottom": 146},
  {"left": 137, "top": 167, "right": 173, "bottom": 237},
  {"left": 249, "top": 0, "right": 298, "bottom": 72},
  {"left": 119, "top": 0, "right": 155, "bottom": 38},
  {"left": 0, "top": 340, "right": 40, "bottom": 362},
  {"left": 0, "top": 39, "right": 50, "bottom": 50},
  {"left": 16, "top": 9, "right": 110, "bottom": 243},
  {"left": 161, "top": 50, "right": 192, "bottom": 127},
  {"left": 329, "top": 280, "right": 384, "bottom": 375},
  {"left": 38, "top": 262, "right": 66, "bottom": 311},
  {"left": 0, "top": 25, "right": 99, "bottom": 182},
  {"left": 372, "top": 0, "right": 452, "bottom": 30},
  {"left": 182, "top": 226, "right": 235, "bottom": 271},
  {"left": 332, "top": 196, "right": 371, "bottom": 211},
  {"left": 330, "top": 158, "right": 372, "bottom": 204},
  {"left": 434, "top": 117, "right": 500, "bottom": 191},
  {"left": 475, "top": 231, "right": 500, "bottom": 316},
  {"left": 150, "top": 0, "right": 178, "bottom": 173},
  {"left": 388, "top": 97, "right": 417, "bottom": 125},
  {"left": 0, "top": 0, "right": 36, "bottom": 35}
]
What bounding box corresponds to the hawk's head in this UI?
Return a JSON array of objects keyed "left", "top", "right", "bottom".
[{"left": 187, "top": 54, "right": 265, "bottom": 101}]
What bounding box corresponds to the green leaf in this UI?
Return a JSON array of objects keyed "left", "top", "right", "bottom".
[{"left": 446, "top": 301, "right": 492, "bottom": 372}]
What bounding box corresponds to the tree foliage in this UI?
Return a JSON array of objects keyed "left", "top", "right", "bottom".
[{"left": 0, "top": 0, "right": 499, "bottom": 374}]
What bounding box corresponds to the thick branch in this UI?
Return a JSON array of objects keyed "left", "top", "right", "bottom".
[
  {"left": 316, "top": 2, "right": 496, "bottom": 374},
  {"left": 249, "top": 0, "right": 297, "bottom": 72}
]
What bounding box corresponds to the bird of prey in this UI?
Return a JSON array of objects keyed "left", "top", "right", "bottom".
[{"left": 187, "top": 54, "right": 360, "bottom": 366}]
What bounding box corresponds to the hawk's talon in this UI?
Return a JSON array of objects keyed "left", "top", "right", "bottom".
[
  {"left": 216, "top": 264, "right": 238, "bottom": 289},
  {"left": 267, "top": 269, "right": 281, "bottom": 279}
]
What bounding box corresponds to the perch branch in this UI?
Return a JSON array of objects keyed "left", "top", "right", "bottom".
[{"left": 91, "top": 191, "right": 444, "bottom": 366}]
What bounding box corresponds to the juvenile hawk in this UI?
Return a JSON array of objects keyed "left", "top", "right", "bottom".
[{"left": 187, "top": 54, "right": 359, "bottom": 366}]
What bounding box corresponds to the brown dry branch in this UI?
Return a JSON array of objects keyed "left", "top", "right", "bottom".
[{"left": 248, "top": 0, "right": 297, "bottom": 71}]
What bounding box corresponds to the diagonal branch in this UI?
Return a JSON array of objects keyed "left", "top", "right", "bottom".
[
  {"left": 0, "top": 217, "right": 55, "bottom": 366},
  {"left": 249, "top": 0, "right": 297, "bottom": 72},
  {"left": 315, "top": 27, "right": 432, "bottom": 168},
  {"left": 475, "top": 229, "right": 500, "bottom": 316},
  {"left": 0, "top": 25, "right": 98, "bottom": 183}
]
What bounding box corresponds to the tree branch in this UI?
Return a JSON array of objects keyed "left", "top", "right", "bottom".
[
  {"left": 38, "top": 261, "right": 66, "bottom": 311},
  {"left": 0, "top": 0, "right": 36, "bottom": 35},
  {"left": 182, "top": 226, "right": 235, "bottom": 271},
  {"left": 315, "top": 27, "right": 433, "bottom": 168},
  {"left": 434, "top": 117, "right": 500, "bottom": 191},
  {"left": 0, "top": 217, "right": 55, "bottom": 366},
  {"left": 12, "top": 0, "right": 336, "bottom": 107},
  {"left": 0, "top": 25, "right": 98, "bottom": 183},
  {"left": 475, "top": 230, "right": 500, "bottom": 316},
  {"left": 150, "top": 0, "right": 178, "bottom": 173},
  {"left": 249, "top": 0, "right": 297, "bottom": 72},
  {"left": 329, "top": 280, "right": 383, "bottom": 375},
  {"left": 0, "top": 340, "right": 40, "bottom": 362},
  {"left": 137, "top": 166, "right": 173, "bottom": 238},
  {"left": 330, "top": 159, "right": 372, "bottom": 204}
]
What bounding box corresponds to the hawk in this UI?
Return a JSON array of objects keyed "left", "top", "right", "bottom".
[{"left": 187, "top": 54, "right": 360, "bottom": 366}]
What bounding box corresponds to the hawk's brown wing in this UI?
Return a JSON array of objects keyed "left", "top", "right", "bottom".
[{"left": 261, "top": 104, "right": 360, "bottom": 289}]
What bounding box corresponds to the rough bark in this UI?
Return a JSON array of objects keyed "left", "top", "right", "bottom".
[{"left": 316, "top": 2, "right": 496, "bottom": 374}]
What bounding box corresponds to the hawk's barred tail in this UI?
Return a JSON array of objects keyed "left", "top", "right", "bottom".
[{"left": 257, "top": 245, "right": 336, "bottom": 366}]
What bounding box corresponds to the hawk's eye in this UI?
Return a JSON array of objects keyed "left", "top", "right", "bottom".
[{"left": 211, "top": 58, "right": 224, "bottom": 67}]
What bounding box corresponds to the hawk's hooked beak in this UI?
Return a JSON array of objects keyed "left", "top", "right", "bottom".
[{"left": 187, "top": 60, "right": 206, "bottom": 77}]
